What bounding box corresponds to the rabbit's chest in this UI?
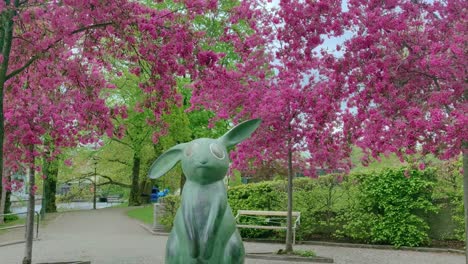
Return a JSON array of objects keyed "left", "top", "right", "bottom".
[
  {"left": 181, "top": 183, "right": 227, "bottom": 230},
  {"left": 193, "top": 194, "right": 217, "bottom": 225}
]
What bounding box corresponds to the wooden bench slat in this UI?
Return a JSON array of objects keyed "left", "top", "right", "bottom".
[
  {"left": 237, "top": 224, "right": 289, "bottom": 230},
  {"left": 237, "top": 210, "right": 300, "bottom": 217},
  {"left": 235, "top": 210, "right": 301, "bottom": 245}
]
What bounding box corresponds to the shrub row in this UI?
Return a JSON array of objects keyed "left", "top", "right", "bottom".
[{"left": 159, "top": 166, "right": 461, "bottom": 247}]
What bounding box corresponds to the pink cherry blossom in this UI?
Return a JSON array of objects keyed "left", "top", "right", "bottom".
[{"left": 419, "top": 163, "right": 426, "bottom": 171}]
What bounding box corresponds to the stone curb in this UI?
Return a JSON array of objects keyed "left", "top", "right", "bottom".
[
  {"left": 243, "top": 239, "right": 464, "bottom": 255},
  {"left": 301, "top": 241, "right": 465, "bottom": 255},
  {"left": 37, "top": 262, "right": 91, "bottom": 264},
  {"left": 246, "top": 253, "right": 333, "bottom": 263},
  {"left": 0, "top": 238, "right": 40, "bottom": 248},
  {"left": 138, "top": 223, "right": 169, "bottom": 236},
  {"left": 137, "top": 224, "right": 335, "bottom": 263},
  {"left": 137, "top": 222, "right": 464, "bottom": 256}
]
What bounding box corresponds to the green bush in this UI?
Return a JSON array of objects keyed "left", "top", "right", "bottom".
[
  {"left": 3, "top": 214, "right": 19, "bottom": 222},
  {"left": 433, "top": 159, "right": 464, "bottom": 241},
  {"left": 422, "top": 158, "right": 463, "bottom": 241},
  {"left": 228, "top": 181, "right": 286, "bottom": 238},
  {"left": 335, "top": 168, "right": 437, "bottom": 247},
  {"left": 159, "top": 195, "right": 181, "bottom": 229},
  {"left": 228, "top": 176, "right": 349, "bottom": 240},
  {"left": 228, "top": 181, "right": 286, "bottom": 212},
  {"left": 293, "top": 175, "right": 352, "bottom": 240},
  {"left": 158, "top": 167, "right": 440, "bottom": 247}
]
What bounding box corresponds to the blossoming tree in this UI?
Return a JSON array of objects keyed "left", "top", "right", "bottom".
[
  {"left": 328, "top": 0, "right": 468, "bottom": 259},
  {"left": 192, "top": 0, "right": 351, "bottom": 252},
  {"left": 0, "top": 0, "right": 268, "bottom": 263},
  {"left": 266, "top": 0, "right": 467, "bottom": 258}
]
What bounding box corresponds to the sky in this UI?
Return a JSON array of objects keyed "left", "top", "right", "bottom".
[{"left": 266, "top": 0, "right": 352, "bottom": 57}]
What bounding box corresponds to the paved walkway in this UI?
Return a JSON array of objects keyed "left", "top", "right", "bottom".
[{"left": 0, "top": 207, "right": 464, "bottom": 264}]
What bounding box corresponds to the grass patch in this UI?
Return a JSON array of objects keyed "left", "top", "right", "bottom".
[
  {"left": 110, "top": 202, "right": 128, "bottom": 208},
  {"left": 0, "top": 218, "right": 25, "bottom": 228},
  {"left": 0, "top": 217, "right": 26, "bottom": 235},
  {"left": 294, "top": 250, "right": 316, "bottom": 258},
  {"left": 277, "top": 249, "right": 316, "bottom": 258},
  {"left": 127, "top": 206, "right": 153, "bottom": 225}
]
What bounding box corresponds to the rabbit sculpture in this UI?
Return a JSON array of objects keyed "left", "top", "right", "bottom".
[{"left": 148, "top": 119, "right": 261, "bottom": 264}]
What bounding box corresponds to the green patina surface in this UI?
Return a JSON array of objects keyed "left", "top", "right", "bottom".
[{"left": 149, "top": 119, "right": 261, "bottom": 264}]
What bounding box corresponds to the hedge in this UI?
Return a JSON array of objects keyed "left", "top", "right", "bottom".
[{"left": 159, "top": 167, "right": 444, "bottom": 247}]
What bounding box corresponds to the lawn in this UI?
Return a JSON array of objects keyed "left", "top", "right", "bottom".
[
  {"left": 0, "top": 217, "right": 26, "bottom": 235},
  {"left": 127, "top": 206, "right": 153, "bottom": 225}
]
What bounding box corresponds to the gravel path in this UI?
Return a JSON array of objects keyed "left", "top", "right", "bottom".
[{"left": 0, "top": 207, "right": 464, "bottom": 264}]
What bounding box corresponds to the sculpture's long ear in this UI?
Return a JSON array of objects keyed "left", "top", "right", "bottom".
[
  {"left": 218, "top": 119, "right": 262, "bottom": 148},
  {"left": 148, "top": 143, "right": 186, "bottom": 179}
]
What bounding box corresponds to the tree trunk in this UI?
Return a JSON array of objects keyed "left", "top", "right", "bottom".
[
  {"left": 0, "top": 167, "right": 11, "bottom": 223},
  {"left": 41, "top": 157, "right": 58, "bottom": 218},
  {"left": 462, "top": 142, "right": 468, "bottom": 264},
  {"left": 285, "top": 147, "right": 294, "bottom": 253},
  {"left": 0, "top": 181, "right": 11, "bottom": 226},
  {"left": 45, "top": 175, "right": 57, "bottom": 213},
  {"left": 0, "top": 167, "right": 7, "bottom": 224},
  {"left": 0, "top": 2, "right": 18, "bottom": 224},
  {"left": 5, "top": 189, "right": 10, "bottom": 213},
  {"left": 22, "top": 159, "right": 35, "bottom": 264},
  {"left": 0, "top": 179, "right": 6, "bottom": 224},
  {"left": 139, "top": 178, "right": 152, "bottom": 204},
  {"left": 45, "top": 158, "right": 58, "bottom": 213},
  {"left": 128, "top": 153, "right": 141, "bottom": 206}
]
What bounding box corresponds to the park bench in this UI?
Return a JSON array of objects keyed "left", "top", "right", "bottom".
[{"left": 235, "top": 210, "right": 301, "bottom": 244}]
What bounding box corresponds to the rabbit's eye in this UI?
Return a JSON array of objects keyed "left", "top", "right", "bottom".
[
  {"left": 185, "top": 142, "right": 199, "bottom": 157},
  {"left": 210, "top": 143, "right": 225, "bottom": 160}
]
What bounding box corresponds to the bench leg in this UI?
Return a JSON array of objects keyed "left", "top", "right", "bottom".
[{"left": 293, "top": 229, "right": 296, "bottom": 245}]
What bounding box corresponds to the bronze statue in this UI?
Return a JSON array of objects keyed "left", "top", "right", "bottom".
[{"left": 149, "top": 119, "right": 261, "bottom": 264}]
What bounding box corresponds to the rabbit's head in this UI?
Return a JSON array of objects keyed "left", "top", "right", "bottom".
[{"left": 148, "top": 119, "right": 261, "bottom": 185}]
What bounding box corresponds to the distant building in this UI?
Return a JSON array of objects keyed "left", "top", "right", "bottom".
[{"left": 58, "top": 183, "right": 72, "bottom": 195}]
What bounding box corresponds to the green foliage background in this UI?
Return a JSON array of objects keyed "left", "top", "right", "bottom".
[
  {"left": 335, "top": 168, "right": 437, "bottom": 247},
  {"left": 155, "top": 165, "right": 465, "bottom": 248}
]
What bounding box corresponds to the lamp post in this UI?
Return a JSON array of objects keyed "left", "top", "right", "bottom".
[
  {"left": 41, "top": 176, "right": 46, "bottom": 219},
  {"left": 92, "top": 156, "right": 98, "bottom": 210}
]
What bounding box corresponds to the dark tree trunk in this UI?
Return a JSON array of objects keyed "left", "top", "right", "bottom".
[
  {"left": 0, "top": 167, "right": 8, "bottom": 224},
  {"left": 0, "top": 2, "right": 17, "bottom": 223},
  {"left": 45, "top": 174, "right": 57, "bottom": 213},
  {"left": 23, "top": 151, "right": 35, "bottom": 264},
  {"left": 0, "top": 172, "right": 11, "bottom": 223},
  {"left": 139, "top": 178, "right": 152, "bottom": 204},
  {"left": 5, "top": 190, "right": 10, "bottom": 213},
  {"left": 285, "top": 147, "right": 294, "bottom": 253},
  {"left": 41, "top": 158, "right": 58, "bottom": 217},
  {"left": 462, "top": 142, "right": 468, "bottom": 264},
  {"left": 45, "top": 160, "right": 58, "bottom": 213},
  {"left": 128, "top": 153, "right": 141, "bottom": 206},
  {"left": 0, "top": 182, "right": 5, "bottom": 224}
]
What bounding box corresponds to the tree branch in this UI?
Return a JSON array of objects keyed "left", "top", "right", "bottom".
[
  {"left": 97, "top": 175, "right": 131, "bottom": 188},
  {"left": 106, "top": 158, "right": 131, "bottom": 166},
  {"left": 5, "top": 22, "right": 114, "bottom": 81},
  {"left": 110, "top": 137, "right": 134, "bottom": 150},
  {"left": 63, "top": 173, "right": 93, "bottom": 184},
  {"left": 70, "top": 22, "right": 114, "bottom": 35},
  {"left": 5, "top": 54, "right": 39, "bottom": 80},
  {"left": 64, "top": 173, "right": 131, "bottom": 188}
]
